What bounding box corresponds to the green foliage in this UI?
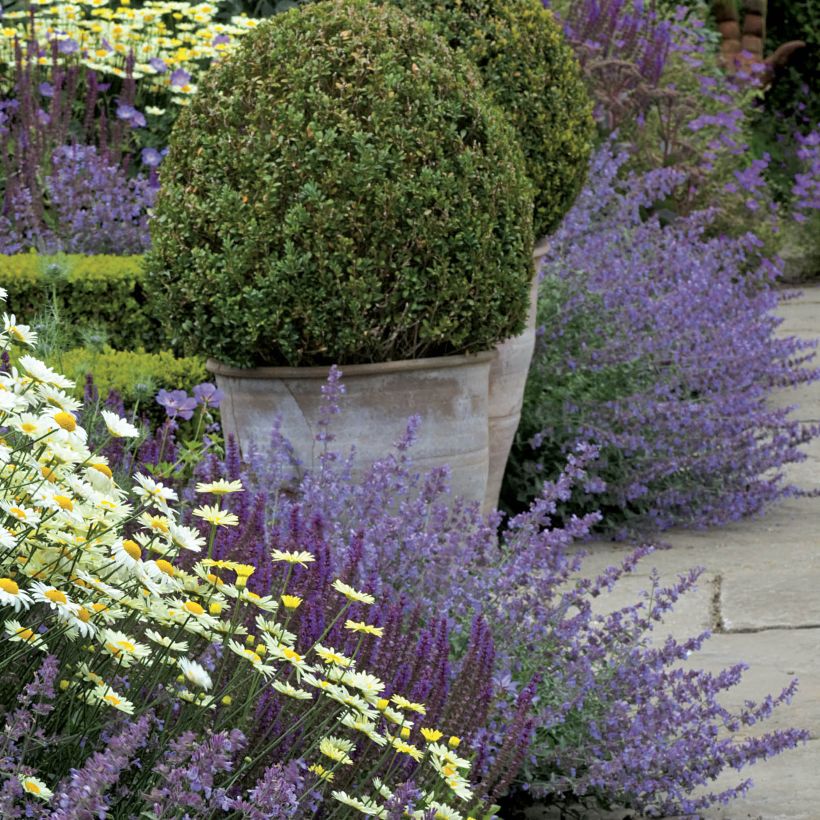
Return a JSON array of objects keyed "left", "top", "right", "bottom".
[
  {"left": 147, "top": 0, "right": 535, "bottom": 368},
  {"left": 387, "top": 0, "right": 594, "bottom": 239},
  {"left": 52, "top": 346, "right": 208, "bottom": 406},
  {"left": 0, "top": 253, "right": 158, "bottom": 351},
  {"left": 501, "top": 277, "right": 654, "bottom": 523}
]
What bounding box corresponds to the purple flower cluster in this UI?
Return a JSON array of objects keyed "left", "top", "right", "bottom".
[
  {"left": 792, "top": 128, "right": 820, "bottom": 221},
  {"left": 504, "top": 142, "right": 819, "bottom": 533},
  {"left": 157, "top": 383, "right": 223, "bottom": 420},
  {"left": 107, "top": 378, "right": 807, "bottom": 815},
  {"left": 547, "top": 0, "right": 672, "bottom": 130},
  {"left": 0, "top": 36, "right": 157, "bottom": 254}
]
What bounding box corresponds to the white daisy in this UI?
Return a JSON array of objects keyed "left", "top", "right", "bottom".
[
  {"left": 167, "top": 522, "right": 205, "bottom": 553},
  {"left": 18, "top": 355, "right": 74, "bottom": 389},
  {"left": 100, "top": 409, "right": 140, "bottom": 438},
  {"left": 3, "top": 618, "right": 47, "bottom": 651},
  {"left": 178, "top": 658, "right": 213, "bottom": 690},
  {"left": 133, "top": 473, "right": 178, "bottom": 509},
  {"left": 3, "top": 313, "right": 38, "bottom": 347},
  {"left": 145, "top": 628, "right": 188, "bottom": 653},
  {"left": 89, "top": 683, "right": 135, "bottom": 714},
  {"left": 0, "top": 577, "right": 32, "bottom": 612},
  {"left": 111, "top": 538, "right": 144, "bottom": 572},
  {"left": 30, "top": 581, "right": 79, "bottom": 616}
]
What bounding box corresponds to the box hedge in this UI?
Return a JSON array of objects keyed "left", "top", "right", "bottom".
[
  {"left": 53, "top": 347, "right": 208, "bottom": 406},
  {"left": 0, "top": 254, "right": 158, "bottom": 350}
]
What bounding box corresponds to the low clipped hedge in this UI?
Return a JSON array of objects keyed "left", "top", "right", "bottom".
[
  {"left": 53, "top": 347, "right": 208, "bottom": 406},
  {"left": 0, "top": 254, "right": 158, "bottom": 350},
  {"left": 147, "top": 0, "right": 535, "bottom": 368},
  {"left": 387, "top": 0, "right": 594, "bottom": 238}
]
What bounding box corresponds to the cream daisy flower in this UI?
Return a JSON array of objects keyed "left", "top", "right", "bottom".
[
  {"left": 0, "top": 577, "right": 33, "bottom": 612},
  {"left": 145, "top": 628, "right": 188, "bottom": 653},
  {"left": 331, "top": 578, "right": 375, "bottom": 605},
  {"left": 90, "top": 683, "right": 135, "bottom": 714},
  {"left": 100, "top": 409, "right": 140, "bottom": 438},
  {"left": 195, "top": 479, "right": 244, "bottom": 495},
  {"left": 3, "top": 618, "right": 46, "bottom": 651},
  {"left": 270, "top": 549, "right": 315, "bottom": 566},
  {"left": 3, "top": 314, "right": 38, "bottom": 347},
  {"left": 273, "top": 680, "right": 313, "bottom": 701},
  {"left": 227, "top": 639, "right": 275, "bottom": 677},
  {"left": 111, "top": 538, "right": 143, "bottom": 571},
  {"left": 331, "top": 790, "right": 387, "bottom": 817},
  {"left": 38, "top": 385, "right": 82, "bottom": 413},
  {"left": 63, "top": 605, "right": 97, "bottom": 639},
  {"left": 314, "top": 643, "right": 353, "bottom": 668},
  {"left": 192, "top": 504, "right": 238, "bottom": 527},
  {"left": 30, "top": 581, "right": 79, "bottom": 616},
  {"left": 18, "top": 355, "right": 74, "bottom": 389},
  {"left": 319, "top": 735, "right": 354, "bottom": 765},
  {"left": 178, "top": 657, "right": 213, "bottom": 690},
  {"left": 339, "top": 713, "right": 387, "bottom": 746},
  {"left": 12, "top": 414, "right": 49, "bottom": 440},
  {"left": 101, "top": 628, "right": 151, "bottom": 666},
  {"left": 2, "top": 501, "right": 41, "bottom": 528},
  {"left": 19, "top": 775, "right": 52, "bottom": 801},
  {"left": 168, "top": 521, "right": 205, "bottom": 552},
  {"left": 133, "top": 473, "right": 178, "bottom": 508}
]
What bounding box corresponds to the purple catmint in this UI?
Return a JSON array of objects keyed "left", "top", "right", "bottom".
[
  {"left": 504, "top": 141, "right": 819, "bottom": 534},
  {"left": 50, "top": 713, "right": 154, "bottom": 819}
]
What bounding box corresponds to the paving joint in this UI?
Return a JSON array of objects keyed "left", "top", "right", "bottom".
[
  {"left": 711, "top": 573, "right": 725, "bottom": 633},
  {"left": 722, "top": 624, "right": 820, "bottom": 635}
]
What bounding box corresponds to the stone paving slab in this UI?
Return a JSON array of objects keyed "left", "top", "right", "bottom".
[
  {"left": 686, "top": 630, "right": 820, "bottom": 738},
  {"left": 720, "top": 568, "right": 820, "bottom": 631},
  {"left": 586, "top": 572, "right": 717, "bottom": 639},
  {"left": 538, "top": 290, "right": 820, "bottom": 818},
  {"left": 700, "top": 740, "right": 820, "bottom": 820}
]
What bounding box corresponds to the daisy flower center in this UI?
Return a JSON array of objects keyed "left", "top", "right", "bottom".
[
  {"left": 183, "top": 600, "right": 204, "bottom": 616},
  {"left": 45, "top": 588, "right": 67, "bottom": 604},
  {"left": 54, "top": 411, "right": 76, "bottom": 431},
  {"left": 0, "top": 577, "right": 19, "bottom": 594},
  {"left": 155, "top": 559, "right": 174, "bottom": 576},
  {"left": 122, "top": 540, "right": 141, "bottom": 560}
]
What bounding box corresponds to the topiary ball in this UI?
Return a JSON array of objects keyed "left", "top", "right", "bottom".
[
  {"left": 388, "top": 0, "right": 594, "bottom": 238},
  {"left": 146, "top": 0, "right": 535, "bottom": 368}
]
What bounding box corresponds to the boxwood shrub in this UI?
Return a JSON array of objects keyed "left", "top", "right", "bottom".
[
  {"left": 0, "top": 254, "right": 157, "bottom": 350},
  {"left": 146, "top": 0, "right": 535, "bottom": 368},
  {"left": 53, "top": 347, "right": 208, "bottom": 406},
  {"left": 387, "top": 0, "right": 594, "bottom": 238}
]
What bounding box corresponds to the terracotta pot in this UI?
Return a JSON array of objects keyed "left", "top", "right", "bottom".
[
  {"left": 484, "top": 237, "right": 550, "bottom": 513},
  {"left": 208, "top": 352, "right": 494, "bottom": 506}
]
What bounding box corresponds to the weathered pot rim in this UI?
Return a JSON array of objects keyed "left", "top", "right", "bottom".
[{"left": 207, "top": 350, "right": 495, "bottom": 380}]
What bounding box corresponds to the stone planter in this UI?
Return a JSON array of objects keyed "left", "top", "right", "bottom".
[
  {"left": 207, "top": 352, "right": 495, "bottom": 506},
  {"left": 484, "top": 237, "right": 550, "bottom": 512}
]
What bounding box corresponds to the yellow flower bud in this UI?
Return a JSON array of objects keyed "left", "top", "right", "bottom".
[
  {"left": 59, "top": 679, "right": 70, "bottom": 691},
  {"left": 222, "top": 695, "right": 233, "bottom": 705},
  {"left": 448, "top": 736, "right": 461, "bottom": 748},
  {"left": 400, "top": 726, "right": 410, "bottom": 740}
]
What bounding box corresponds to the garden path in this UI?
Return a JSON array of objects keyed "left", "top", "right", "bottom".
[{"left": 539, "top": 286, "right": 820, "bottom": 820}]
